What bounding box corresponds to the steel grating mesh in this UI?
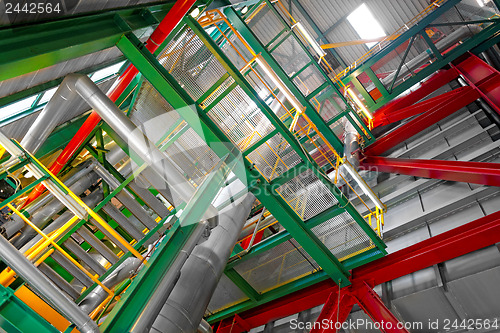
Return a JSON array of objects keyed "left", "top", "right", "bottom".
[
  {"left": 131, "top": 79, "right": 220, "bottom": 185},
  {"left": 206, "top": 274, "right": 249, "bottom": 315},
  {"left": 247, "top": 4, "right": 287, "bottom": 47},
  {"left": 276, "top": 169, "right": 338, "bottom": 220},
  {"left": 293, "top": 65, "right": 325, "bottom": 97},
  {"left": 246, "top": 133, "right": 302, "bottom": 181},
  {"left": 233, "top": 238, "right": 319, "bottom": 293},
  {"left": 200, "top": 76, "right": 235, "bottom": 108},
  {"left": 157, "top": 28, "right": 227, "bottom": 101},
  {"left": 311, "top": 212, "right": 375, "bottom": 261},
  {"left": 271, "top": 36, "right": 310, "bottom": 78},
  {"left": 208, "top": 86, "right": 275, "bottom": 150}
]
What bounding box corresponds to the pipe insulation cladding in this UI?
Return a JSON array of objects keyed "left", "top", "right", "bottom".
[{"left": 149, "top": 193, "right": 256, "bottom": 333}]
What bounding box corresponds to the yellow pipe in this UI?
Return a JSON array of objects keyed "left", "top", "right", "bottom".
[
  {"left": 7, "top": 204, "right": 113, "bottom": 295},
  {"left": 27, "top": 152, "right": 144, "bottom": 261}
]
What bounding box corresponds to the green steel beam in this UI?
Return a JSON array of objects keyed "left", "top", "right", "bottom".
[
  {"left": 0, "top": 284, "right": 59, "bottom": 333},
  {"left": 0, "top": 2, "right": 180, "bottom": 82},
  {"left": 102, "top": 151, "right": 235, "bottom": 332},
  {"left": 116, "top": 33, "right": 352, "bottom": 286},
  {"left": 0, "top": 57, "right": 126, "bottom": 109},
  {"left": 208, "top": 246, "right": 386, "bottom": 323},
  {"left": 225, "top": 268, "right": 261, "bottom": 301},
  {"left": 224, "top": 8, "right": 346, "bottom": 154}
]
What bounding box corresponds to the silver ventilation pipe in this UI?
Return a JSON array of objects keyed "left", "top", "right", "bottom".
[
  {"left": 130, "top": 221, "right": 209, "bottom": 333},
  {"left": 79, "top": 257, "right": 142, "bottom": 314},
  {"left": 4, "top": 162, "right": 97, "bottom": 240},
  {"left": 149, "top": 193, "right": 256, "bottom": 333},
  {"left": 380, "top": 25, "right": 481, "bottom": 87},
  {"left": 20, "top": 75, "right": 80, "bottom": 154},
  {"left": 19, "top": 189, "right": 104, "bottom": 254},
  {"left": 10, "top": 169, "right": 100, "bottom": 248},
  {"left": 0, "top": 228, "right": 100, "bottom": 333}
]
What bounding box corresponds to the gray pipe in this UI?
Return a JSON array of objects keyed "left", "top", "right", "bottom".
[
  {"left": 3, "top": 160, "right": 96, "bottom": 238},
  {"left": 20, "top": 76, "right": 79, "bottom": 154},
  {"left": 130, "top": 221, "right": 209, "bottom": 333},
  {"left": 150, "top": 193, "right": 255, "bottom": 333},
  {"left": 69, "top": 74, "right": 197, "bottom": 209},
  {"left": 79, "top": 257, "right": 142, "bottom": 314},
  {"left": 19, "top": 189, "right": 104, "bottom": 254},
  {"left": 198, "top": 319, "right": 213, "bottom": 333},
  {"left": 381, "top": 25, "right": 481, "bottom": 87},
  {"left": 10, "top": 170, "right": 100, "bottom": 248},
  {"left": 0, "top": 229, "right": 100, "bottom": 333}
]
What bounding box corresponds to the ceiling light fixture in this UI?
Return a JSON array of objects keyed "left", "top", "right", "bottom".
[
  {"left": 346, "top": 87, "right": 373, "bottom": 120},
  {"left": 293, "top": 22, "right": 326, "bottom": 60},
  {"left": 342, "top": 160, "right": 385, "bottom": 211},
  {"left": 254, "top": 55, "right": 305, "bottom": 114}
]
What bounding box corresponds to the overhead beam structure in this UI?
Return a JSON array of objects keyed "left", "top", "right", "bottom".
[
  {"left": 362, "top": 157, "right": 500, "bottom": 187},
  {"left": 214, "top": 209, "right": 500, "bottom": 331}
]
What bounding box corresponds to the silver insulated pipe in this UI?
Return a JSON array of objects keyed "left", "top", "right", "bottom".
[
  {"left": 149, "top": 193, "right": 256, "bottom": 333},
  {"left": 0, "top": 230, "right": 100, "bottom": 333}
]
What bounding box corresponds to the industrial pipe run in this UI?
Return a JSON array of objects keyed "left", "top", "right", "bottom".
[{"left": 22, "top": 0, "right": 199, "bottom": 207}]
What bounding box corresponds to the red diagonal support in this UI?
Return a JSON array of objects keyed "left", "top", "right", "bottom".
[
  {"left": 373, "top": 67, "right": 459, "bottom": 116},
  {"left": 373, "top": 87, "right": 466, "bottom": 128},
  {"left": 223, "top": 210, "right": 500, "bottom": 331},
  {"left": 453, "top": 53, "right": 500, "bottom": 116},
  {"left": 362, "top": 157, "right": 500, "bottom": 187},
  {"left": 310, "top": 291, "right": 355, "bottom": 333},
  {"left": 351, "top": 282, "right": 409, "bottom": 333},
  {"left": 364, "top": 86, "right": 480, "bottom": 156}
]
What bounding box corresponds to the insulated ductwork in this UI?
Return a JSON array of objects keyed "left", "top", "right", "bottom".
[
  {"left": 149, "top": 193, "right": 256, "bottom": 333},
  {"left": 79, "top": 257, "right": 142, "bottom": 314},
  {"left": 20, "top": 75, "right": 80, "bottom": 155}
]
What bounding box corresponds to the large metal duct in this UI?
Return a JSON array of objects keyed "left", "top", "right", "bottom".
[
  {"left": 130, "top": 221, "right": 210, "bottom": 332},
  {"left": 20, "top": 75, "right": 80, "bottom": 154},
  {"left": 149, "top": 193, "right": 256, "bottom": 333},
  {"left": 0, "top": 229, "right": 99, "bottom": 333},
  {"left": 79, "top": 257, "right": 142, "bottom": 314}
]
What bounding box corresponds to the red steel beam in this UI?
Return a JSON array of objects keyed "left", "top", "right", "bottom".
[
  {"left": 22, "top": 0, "right": 198, "bottom": 207},
  {"left": 221, "top": 209, "right": 500, "bottom": 331},
  {"left": 310, "top": 291, "right": 355, "bottom": 333},
  {"left": 362, "top": 156, "right": 500, "bottom": 187},
  {"left": 364, "top": 86, "right": 480, "bottom": 156},
  {"left": 372, "top": 87, "right": 466, "bottom": 128},
  {"left": 351, "top": 282, "right": 409, "bottom": 333},
  {"left": 453, "top": 52, "right": 500, "bottom": 116},
  {"left": 373, "top": 67, "right": 459, "bottom": 117}
]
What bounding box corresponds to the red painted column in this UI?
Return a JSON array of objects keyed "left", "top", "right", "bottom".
[
  {"left": 310, "top": 291, "right": 355, "bottom": 333},
  {"left": 362, "top": 157, "right": 500, "bottom": 187},
  {"left": 351, "top": 282, "right": 409, "bottom": 333},
  {"left": 453, "top": 53, "right": 500, "bottom": 116},
  {"left": 364, "top": 86, "right": 480, "bottom": 156}
]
